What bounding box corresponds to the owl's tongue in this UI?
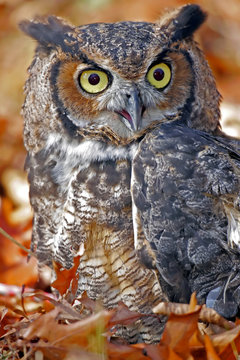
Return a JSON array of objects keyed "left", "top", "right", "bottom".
[
  {"left": 118, "top": 109, "right": 133, "bottom": 125},
  {"left": 116, "top": 88, "right": 143, "bottom": 132}
]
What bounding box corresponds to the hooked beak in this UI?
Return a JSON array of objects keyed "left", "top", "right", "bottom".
[{"left": 115, "top": 88, "right": 143, "bottom": 132}]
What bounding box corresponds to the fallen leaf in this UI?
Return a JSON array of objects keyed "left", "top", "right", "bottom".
[
  {"left": 109, "top": 302, "right": 143, "bottom": 327},
  {"left": 144, "top": 343, "right": 183, "bottom": 360},
  {"left": 161, "top": 309, "right": 201, "bottom": 359},
  {"left": 205, "top": 335, "right": 221, "bottom": 360},
  {"left": 108, "top": 342, "right": 152, "bottom": 360},
  {"left": 77, "top": 291, "right": 98, "bottom": 312},
  {"left": 52, "top": 256, "right": 80, "bottom": 296},
  {"left": 20, "top": 308, "right": 112, "bottom": 351},
  {"left": 154, "top": 301, "right": 235, "bottom": 330},
  {"left": 212, "top": 326, "right": 240, "bottom": 360}
]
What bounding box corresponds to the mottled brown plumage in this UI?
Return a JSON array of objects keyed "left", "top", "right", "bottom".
[{"left": 19, "top": 4, "right": 230, "bottom": 343}]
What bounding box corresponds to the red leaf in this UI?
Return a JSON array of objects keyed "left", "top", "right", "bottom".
[{"left": 52, "top": 256, "right": 80, "bottom": 296}]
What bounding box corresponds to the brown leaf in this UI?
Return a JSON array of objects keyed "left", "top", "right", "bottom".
[
  {"left": 23, "top": 290, "right": 83, "bottom": 320},
  {"left": 108, "top": 342, "right": 152, "bottom": 360},
  {"left": 20, "top": 307, "right": 112, "bottom": 352},
  {"left": 109, "top": 301, "right": 143, "bottom": 326},
  {"left": 211, "top": 325, "right": 240, "bottom": 359},
  {"left": 154, "top": 300, "right": 235, "bottom": 330},
  {"left": 77, "top": 291, "right": 98, "bottom": 312},
  {"left": 34, "top": 345, "right": 105, "bottom": 360},
  {"left": 200, "top": 306, "right": 235, "bottom": 331},
  {"left": 153, "top": 300, "right": 196, "bottom": 316}
]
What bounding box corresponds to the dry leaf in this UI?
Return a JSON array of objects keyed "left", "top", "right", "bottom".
[
  {"left": 109, "top": 302, "right": 143, "bottom": 327},
  {"left": 204, "top": 335, "right": 221, "bottom": 360},
  {"left": 52, "top": 256, "right": 80, "bottom": 296}
]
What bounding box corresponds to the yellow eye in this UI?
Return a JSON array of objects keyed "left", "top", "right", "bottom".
[
  {"left": 79, "top": 69, "right": 109, "bottom": 94},
  {"left": 147, "top": 63, "right": 171, "bottom": 89}
]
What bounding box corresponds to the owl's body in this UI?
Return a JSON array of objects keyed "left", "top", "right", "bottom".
[
  {"left": 20, "top": 4, "right": 240, "bottom": 343},
  {"left": 23, "top": 53, "right": 163, "bottom": 342},
  {"left": 21, "top": 21, "right": 167, "bottom": 341}
]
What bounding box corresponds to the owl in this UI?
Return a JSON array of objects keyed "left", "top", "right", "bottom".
[{"left": 19, "top": 4, "right": 230, "bottom": 343}]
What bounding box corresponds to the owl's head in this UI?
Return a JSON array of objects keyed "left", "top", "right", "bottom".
[{"left": 20, "top": 4, "right": 221, "bottom": 149}]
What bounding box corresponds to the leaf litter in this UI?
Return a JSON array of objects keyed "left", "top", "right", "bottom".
[{"left": 0, "top": 257, "right": 240, "bottom": 360}]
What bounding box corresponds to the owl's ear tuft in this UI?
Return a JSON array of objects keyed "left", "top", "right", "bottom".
[
  {"left": 158, "top": 4, "right": 207, "bottom": 43},
  {"left": 19, "top": 16, "right": 74, "bottom": 49},
  {"left": 172, "top": 4, "right": 207, "bottom": 41}
]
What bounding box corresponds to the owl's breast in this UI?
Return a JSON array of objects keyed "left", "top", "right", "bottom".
[
  {"left": 74, "top": 158, "right": 132, "bottom": 224},
  {"left": 70, "top": 159, "right": 163, "bottom": 342}
]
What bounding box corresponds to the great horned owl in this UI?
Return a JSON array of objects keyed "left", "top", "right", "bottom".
[{"left": 19, "top": 4, "right": 232, "bottom": 342}]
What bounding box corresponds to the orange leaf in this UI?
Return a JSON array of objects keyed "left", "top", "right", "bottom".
[
  {"left": 0, "top": 257, "right": 38, "bottom": 286},
  {"left": 0, "top": 117, "right": 7, "bottom": 136},
  {"left": 189, "top": 292, "right": 198, "bottom": 311},
  {"left": 189, "top": 330, "right": 205, "bottom": 352},
  {"left": 52, "top": 256, "right": 80, "bottom": 296},
  {"left": 213, "top": 326, "right": 240, "bottom": 360},
  {"left": 108, "top": 342, "right": 152, "bottom": 360},
  {"left": 161, "top": 309, "right": 201, "bottom": 359},
  {"left": 144, "top": 344, "right": 182, "bottom": 360},
  {"left": 205, "top": 335, "right": 221, "bottom": 360}
]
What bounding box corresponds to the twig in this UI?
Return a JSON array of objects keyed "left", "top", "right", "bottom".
[{"left": 0, "top": 226, "right": 35, "bottom": 257}]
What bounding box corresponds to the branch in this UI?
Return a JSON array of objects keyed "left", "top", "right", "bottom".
[{"left": 0, "top": 227, "right": 34, "bottom": 257}]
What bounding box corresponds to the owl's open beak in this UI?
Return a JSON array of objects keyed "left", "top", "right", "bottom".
[{"left": 116, "top": 88, "right": 143, "bottom": 132}]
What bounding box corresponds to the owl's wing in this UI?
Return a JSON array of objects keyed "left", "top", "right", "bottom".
[
  {"left": 132, "top": 120, "right": 240, "bottom": 317},
  {"left": 25, "top": 150, "right": 78, "bottom": 269}
]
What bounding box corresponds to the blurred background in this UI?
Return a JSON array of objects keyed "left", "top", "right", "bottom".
[{"left": 0, "top": 0, "right": 240, "bottom": 291}]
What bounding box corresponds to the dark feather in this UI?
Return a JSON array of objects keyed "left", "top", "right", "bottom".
[
  {"left": 132, "top": 120, "right": 240, "bottom": 317},
  {"left": 19, "top": 16, "right": 74, "bottom": 50},
  {"left": 171, "top": 4, "right": 207, "bottom": 42}
]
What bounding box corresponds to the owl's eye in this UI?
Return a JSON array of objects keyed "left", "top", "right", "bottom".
[
  {"left": 146, "top": 63, "right": 171, "bottom": 89},
  {"left": 79, "top": 69, "right": 109, "bottom": 94}
]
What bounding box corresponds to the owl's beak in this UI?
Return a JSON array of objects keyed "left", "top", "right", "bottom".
[{"left": 116, "top": 88, "right": 143, "bottom": 132}]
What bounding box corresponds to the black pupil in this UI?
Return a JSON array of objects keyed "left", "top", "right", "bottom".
[
  {"left": 88, "top": 73, "right": 100, "bottom": 85},
  {"left": 153, "top": 68, "right": 164, "bottom": 81}
]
